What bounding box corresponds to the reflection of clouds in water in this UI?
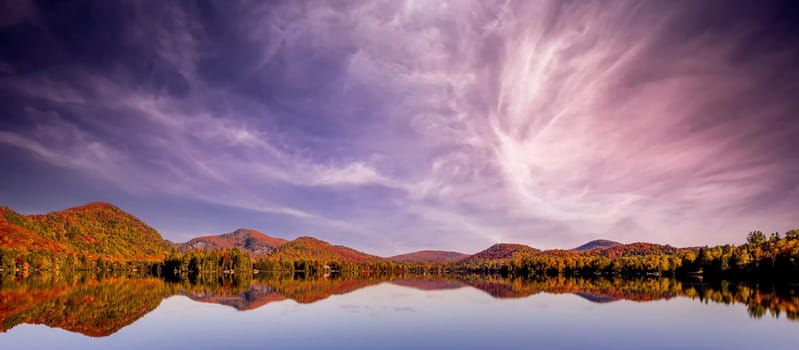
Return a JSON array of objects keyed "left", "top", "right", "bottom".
[
  {"left": 3, "top": 273, "right": 798, "bottom": 346},
  {"left": 278, "top": 302, "right": 302, "bottom": 317},
  {"left": 339, "top": 304, "right": 361, "bottom": 313},
  {"left": 424, "top": 293, "right": 448, "bottom": 299},
  {"left": 529, "top": 302, "right": 549, "bottom": 310},
  {"left": 393, "top": 307, "right": 416, "bottom": 313},
  {"left": 370, "top": 304, "right": 390, "bottom": 318},
  {"left": 469, "top": 297, "right": 492, "bottom": 305}
]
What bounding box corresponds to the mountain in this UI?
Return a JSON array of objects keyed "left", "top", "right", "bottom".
[
  {"left": 388, "top": 250, "right": 468, "bottom": 263},
  {"left": 1, "top": 202, "right": 173, "bottom": 262},
  {"left": 178, "top": 228, "right": 287, "bottom": 257},
  {"left": 267, "top": 236, "right": 381, "bottom": 263},
  {"left": 462, "top": 243, "right": 540, "bottom": 262},
  {"left": 571, "top": 239, "right": 622, "bottom": 252}
]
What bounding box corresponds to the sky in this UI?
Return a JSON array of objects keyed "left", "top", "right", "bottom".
[{"left": 0, "top": 0, "right": 797, "bottom": 255}]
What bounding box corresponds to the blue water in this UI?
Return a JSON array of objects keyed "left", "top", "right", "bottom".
[{"left": 1, "top": 280, "right": 797, "bottom": 350}]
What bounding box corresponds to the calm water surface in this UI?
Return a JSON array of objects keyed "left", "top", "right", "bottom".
[{"left": 1, "top": 274, "right": 797, "bottom": 349}]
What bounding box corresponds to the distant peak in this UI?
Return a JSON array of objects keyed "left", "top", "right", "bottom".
[
  {"left": 571, "top": 239, "right": 622, "bottom": 251},
  {"left": 229, "top": 228, "right": 263, "bottom": 236},
  {"left": 490, "top": 243, "right": 528, "bottom": 249},
  {"left": 464, "top": 243, "right": 540, "bottom": 262},
  {"left": 179, "top": 228, "right": 287, "bottom": 256},
  {"left": 225, "top": 229, "right": 286, "bottom": 242},
  {"left": 483, "top": 243, "right": 536, "bottom": 253},
  {"left": 388, "top": 250, "right": 468, "bottom": 263},
  {"left": 411, "top": 250, "right": 459, "bottom": 254},
  {"left": 586, "top": 239, "right": 618, "bottom": 244}
]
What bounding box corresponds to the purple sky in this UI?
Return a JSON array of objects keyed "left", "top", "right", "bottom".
[{"left": 1, "top": 1, "right": 797, "bottom": 255}]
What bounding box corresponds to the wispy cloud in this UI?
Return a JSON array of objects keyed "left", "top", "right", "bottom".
[{"left": 0, "top": 0, "right": 797, "bottom": 254}]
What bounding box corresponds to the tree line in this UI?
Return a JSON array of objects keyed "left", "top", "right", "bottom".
[
  {"left": 2, "top": 229, "right": 798, "bottom": 281},
  {"left": 455, "top": 230, "right": 799, "bottom": 281}
]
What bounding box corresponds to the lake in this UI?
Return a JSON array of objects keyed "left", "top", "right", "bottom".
[{"left": 1, "top": 273, "right": 797, "bottom": 349}]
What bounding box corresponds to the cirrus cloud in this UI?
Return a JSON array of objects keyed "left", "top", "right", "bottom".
[{"left": 0, "top": 0, "right": 797, "bottom": 255}]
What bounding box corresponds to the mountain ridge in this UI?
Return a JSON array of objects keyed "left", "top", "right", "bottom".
[
  {"left": 388, "top": 250, "right": 468, "bottom": 263},
  {"left": 571, "top": 239, "right": 622, "bottom": 252},
  {"left": 461, "top": 243, "right": 541, "bottom": 263},
  {"left": 266, "top": 236, "right": 381, "bottom": 263},
  {"left": 0, "top": 202, "right": 692, "bottom": 267},
  {"left": 178, "top": 228, "right": 287, "bottom": 257}
]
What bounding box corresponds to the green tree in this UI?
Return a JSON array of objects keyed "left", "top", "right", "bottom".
[{"left": 747, "top": 231, "right": 766, "bottom": 246}]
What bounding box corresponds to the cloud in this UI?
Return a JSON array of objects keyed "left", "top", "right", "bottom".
[{"left": 0, "top": 0, "right": 797, "bottom": 253}]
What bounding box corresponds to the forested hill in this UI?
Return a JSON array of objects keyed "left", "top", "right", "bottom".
[
  {"left": 266, "top": 236, "right": 381, "bottom": 263},
  {"left": 2, "top": 202, "right": 798, "bottom": 280},
  {"left": 178, "top": 228, "right": 287, "bottom": 257},
  {"left": 461, "top": 243, "right": 541, "bottom": 263},
  {"left": 1, "top": 202, "right": 173, "bottom": 263},
  {"left": 388, "top": 250, "right": 468, "bottom": 263},
  {"left": 571, "top": 239, "right": 622, "bottom": 252}
]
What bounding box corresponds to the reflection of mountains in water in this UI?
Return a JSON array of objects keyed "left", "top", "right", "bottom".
[
  {"left": 184, "top": 283, "right": 286, "bottom": 311},
  {"left": 573, "top": 292, "right": 620, "bottom": 303},
  {"left": 389, "top": 279, "right": 466, "bottom": 291},
  {"left": 184, "top": 277, "right": 379, "bottom": 308},
  {"left": 0, "top": 277, "right": 168, "bottom": 337},
  {"left": 1, "top": 274, "right": 797, "bottom": 337}
]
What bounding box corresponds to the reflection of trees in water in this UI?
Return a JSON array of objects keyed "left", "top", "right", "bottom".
[
  {"left": 454, "top": 274, "right": 684, "bottom": 301},
  {"left": 0, "top": 273, "right": 168, "bottom": 337},
  {"left": 174, "top": 272, "right": 380, "bottom": 307},
  {"left": 682, "top": 282, "right": 799, "bottom": 321},
  {"left": 0, "top": 273, "right": 796, "bottom": 337},
  {"left": 454, "top": 275, "right": 799, "bottom": 321}
]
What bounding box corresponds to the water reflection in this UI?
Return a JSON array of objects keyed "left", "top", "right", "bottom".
[
  {"left": 1, "top": 272, "right": 797, "bottom": 337},
  {"left": 0, "top": 273, "right": 168, "bottom": 337}
]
